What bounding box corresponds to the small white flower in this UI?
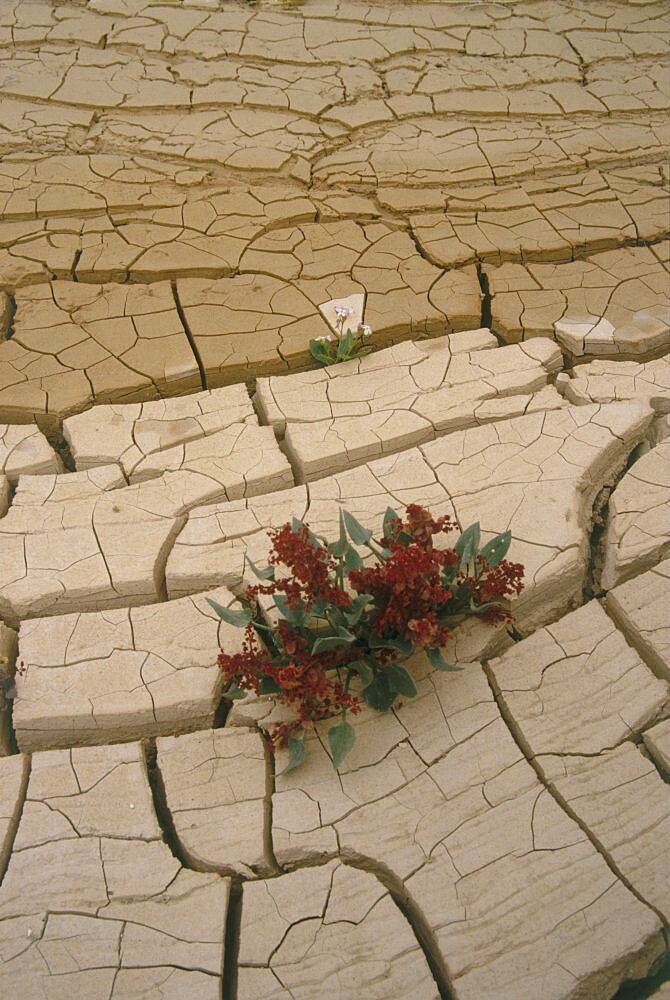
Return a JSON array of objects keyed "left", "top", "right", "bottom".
[
  {"left": 358, "top": 324, "right": 372, "bottom": 337},
  {"left": 314, "top": 336, "right": 329, "bottom": 342},
  {"left": 327, "top": 335, "right": 334, "bottom": 341},
  {"left": 334, "top": 305, "right": 352, "bottom": 319}
]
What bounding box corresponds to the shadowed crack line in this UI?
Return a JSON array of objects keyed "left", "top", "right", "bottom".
[
  {"left": 262, "top": 736, "right": 282, "bottom": 876},
  {"left": 154, "top": 514, "right": 188, "bottom": 604},
  {"left": 1, "top": 292, "right": 16, "bottom": 342},
  {"left": 584, "top": 483, "right": 614, "bottom": 601},
  {"left": 275, "top": 432, "right": 304, "bottom": 485},
  {"left": 0, "top": 615, "right": 19, "bottom": 755},
  {"left": 222, "top": 876, "right": 243, "bottom": 1000},
  {"left": 476, "top": 260, "right": 492, "bottom": 331},
  {"left": 212, "top": 689, "right": 232, "bottom": 730},
  {"left": 71, "top": 249, "right": 82, "bottom": 281},
  {"left": 586, "top": 439, "right": 656, "bottom": 601},
  {"left": 1, "top": 690, "right": 19, "bottom": 757},
  {"left": 0, "top": 753, "right": 30, "bottom": 887},
  {"left": 142, "top": 737, "right": 191, "bottom": 868},
  {"left": 171, "top": 280, "right": 207, "bottom": 391},
  {"left": 45, "top": 425, "right": 77, "bottom": 473}
]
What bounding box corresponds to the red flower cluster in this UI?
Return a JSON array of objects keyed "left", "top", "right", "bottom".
[
  {"left": 350, "top": 504, "right": 460, "bottom": 647},
  {"left": 393, "top": 503, "right": 455, "bottom": 546},
  {"left": 469, "top": 555, "right": 525, "bottom": 625},
  {"left": 248, "top": 522, "right": 350, "bottom": 610},
  {"left": 217, "top": 622, "right": 268, "bottom": 696},
  {"left": 350, "top": 541, "right": 458, "bottom": 647}
]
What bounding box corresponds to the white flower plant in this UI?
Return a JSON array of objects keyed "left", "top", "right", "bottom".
[{"left": 310, "top": 296, "right": 374, "bottom": 366}]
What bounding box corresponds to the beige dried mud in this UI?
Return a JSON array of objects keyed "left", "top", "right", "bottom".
[{"left": 0, "top": 0, "right": 669, "bottom": 996}]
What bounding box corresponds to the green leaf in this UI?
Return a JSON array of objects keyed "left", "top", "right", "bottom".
[
  {"left": 309, "top": 339, "right": 332, "bottom": 366},
  {"left": 259, "top": 675, "right": 281, "bottom": 694},
  {"left": 471, "top": 598, "right": 501, "bottom": 613},
  {"left": 311, "top": 633, "right": 355, "bottom": 654},
  {"left": 206, "top": 598, "right": 251, "bottom": 628},
  {"left": 246, "top": 557, "right": 275, "bottom": 581},
  {"left": 384, "top": 662, "right": 417, "bottom": 697},
  {"left": 367, "top": 634, "right": 390, "bottom": 649},
  {"left": 273, "top": 594, "right": 306, "bottom": 627},
  {"left": 273, "top": 593, "right": 291, "bottom": 619},
  {"left": 441, "top": 563, "right": 460, "bottom": 585},
  {"left": 368, "top": 634, "right": 413, "bottom": 656},
  {"left": 329, "top": 509, "right": 350, "bottom": 558},
  {"left": 342, "top": 509, "right": 373, "bottom": 546},
  {"left": 382, "top": 506, "right": 400, "bottom": 540},
  {"left": 336, "top": 329, "right": 355, "bottom": 361},
  {"left": 291, "top": 516, "right": 303, "bottom": 533},
  {"left": 224, "top": 682, "right": 247, "bottom": 700},
  {"left": 362, "top": 672, "right": 396, "bottom": 712},
  {"left": 439, "top": 583, "right": 473, "bottom": 618},
  {"left": 454, "top": 522, "right": 481, "bottom": 567},
  {"left": 396, "top": 531, "right": 414, "bottom": 547},
  {"left": 425, "top": 646, "right": 463, "bottom": 672},
  {"left": 348, "top": 659, "right": 374, "bottom": 687},
  {"left": 344, "top": 545, "right": 364, "bottom": 572},
  {"left": 478, "top": 530, "right": 512, "bottom": 567},
  {"left": 327, "top": 721, "right": 356, "bottom": 768},
  {"left": 392, "top": 636, "right": 413, "bottom": 656},
  {"left": 343, "top": 593, "right": 372, "bottom": 627},
  {"left": 281, "top": 737, "right": 306, "bottom": 773}
]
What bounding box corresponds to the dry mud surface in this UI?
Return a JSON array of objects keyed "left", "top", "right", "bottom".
[{"left": 0, "top": 1, "right": 669, "bottom": 998}]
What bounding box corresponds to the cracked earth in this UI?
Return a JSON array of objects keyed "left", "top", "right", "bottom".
[{"left": 0, "top": 0, "right": 669, "bottom": 998}]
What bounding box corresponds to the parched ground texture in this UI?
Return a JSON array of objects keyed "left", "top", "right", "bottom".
[{"left": 0, "top": 0, "right": 669, "bottom": 998}]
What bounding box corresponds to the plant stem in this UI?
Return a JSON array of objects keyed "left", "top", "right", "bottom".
[
  {"left": 253, "top": 620, "right": 274, "bottom": 632},
  {"left": 336, "top": 553, "right": 344, "bottom": 590},
  {"left": 365, "top": 537, "right": 388, "bottom": 560}
]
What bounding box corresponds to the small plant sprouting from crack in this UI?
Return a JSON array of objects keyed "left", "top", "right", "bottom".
[
  {"left": 222, "top": 877, "right": 244, "bottom": 1000},
  {"left": 310, "top": 304, "right": 373, "bottom": 366}
]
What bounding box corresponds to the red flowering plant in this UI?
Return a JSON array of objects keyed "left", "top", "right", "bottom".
[{"left": 210, "top": 505, "right": 523, "bottom": 770}]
